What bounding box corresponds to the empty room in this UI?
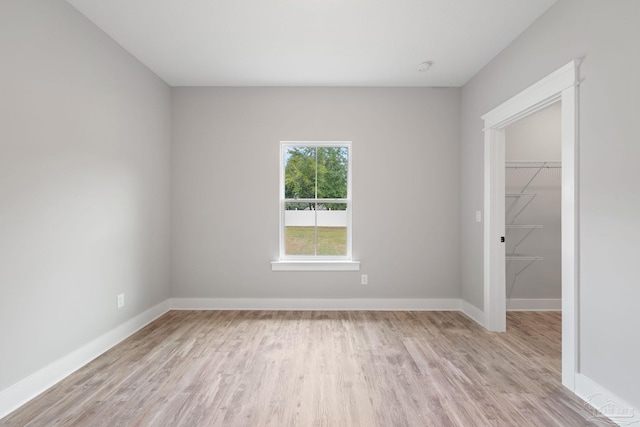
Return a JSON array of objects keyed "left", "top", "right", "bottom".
[{"left": 1, "top": 0, "right": 638, "bottom": 425}]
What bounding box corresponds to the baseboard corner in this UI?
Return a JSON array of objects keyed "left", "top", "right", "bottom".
[
  {"left": 574, "top": 373, "right": 640, "bottom": 426},
  {"left": 460, "top": 300, "right": 486, "bottom": 327}
]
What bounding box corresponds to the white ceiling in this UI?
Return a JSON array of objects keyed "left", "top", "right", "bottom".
[{"left": 65, "top": 0, "right": 557, "bottom": 87}]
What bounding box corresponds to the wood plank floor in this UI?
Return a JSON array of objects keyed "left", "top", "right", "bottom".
[{"left": 1, "top": 311, "right": 614, "bottom": 426}]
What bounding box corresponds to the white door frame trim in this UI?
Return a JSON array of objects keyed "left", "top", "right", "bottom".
[{"left": 481, "top": 60, "right": 580, "bottom": 391}]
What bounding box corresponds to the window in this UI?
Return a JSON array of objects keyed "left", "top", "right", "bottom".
[{"left": 273, "top": 141, "right": 358, "bottom": 270}]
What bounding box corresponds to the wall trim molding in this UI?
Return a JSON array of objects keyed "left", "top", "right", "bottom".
[
  {"left": 170, "top": 297, "right": 462, "bottom": 311},
  {"left": 0, "top": 297, "right": 464, "bottom": 418},
  {"left": 481, "top": 59, "right": 580, "bottom": 390},
  {"left": 0, "top": 297, "right": 585, "bottom": 421},
  {"left": 575, "top": 373, "right": 640, "bottom": 426},
  {"left": 0, "top": 300, "right": 170, "bottom": 420},
  {"left": 507, "top": 298, "right": 561, "bottom": 311},
  {"left": 460, "top": 300, "right": 486, "bottom": 327}
]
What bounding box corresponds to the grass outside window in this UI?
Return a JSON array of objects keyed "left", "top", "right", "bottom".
[{"left": 285, "top": 226, "right": 347, "bottom": 256}]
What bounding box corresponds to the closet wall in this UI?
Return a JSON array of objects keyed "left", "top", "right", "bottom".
[{"left": 504, "top": 102, "right": 561, "bottom": 304}]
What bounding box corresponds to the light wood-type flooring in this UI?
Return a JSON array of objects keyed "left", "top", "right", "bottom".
[{"left": 1, "top": 311, "right": 615, "bottom": 426}]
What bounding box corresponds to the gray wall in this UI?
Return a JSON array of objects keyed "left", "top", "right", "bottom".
[
  {"left": 3, "top": 0, "right": 637, "bottom": 414},
  {"left": 505, "top": 104, "right": 561, "bottom": 300},
  {"left": 0, "top": 0, "right": 171, "bottom": 392},
  {"left": 171, "top": 87, "right": 461, "bottom": 299},
  {"left": 460, "top": 0, "right": 640, "bottom": 409}
]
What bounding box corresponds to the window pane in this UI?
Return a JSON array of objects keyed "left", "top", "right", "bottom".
[
  {"left": 317, "top": 147, "right": 348, "bottom": 199},
  {"left": 280, "top": 142, "right": 351, "bottom": 260},
  {"left": 284, "top": 147, "right": 316, "bottom": 199},
  {"left": 284, "top": 202, "right": 315, "bottom": 255},
  {"left": 316, "top": 203, "right": 347, "bottom": 256}
]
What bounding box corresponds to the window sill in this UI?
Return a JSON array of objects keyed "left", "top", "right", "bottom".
[{"left": 271, "top": 260, "right": 360, "bottom": 271}]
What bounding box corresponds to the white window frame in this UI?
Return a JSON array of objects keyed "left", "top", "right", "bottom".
[{"left": 272, "top": 141, "right": 359, "bottom": 271}]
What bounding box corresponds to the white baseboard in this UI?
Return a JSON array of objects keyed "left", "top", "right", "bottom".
[
  {"left": 170, "top": 297, "right": 461, "bottom": 311},
  {"left": 2, "top": 296, "right": 596, "bottom": 423},
  {"left": 507, "top": 298, "right": 561, "bottom": 311},
  {"left": 460, "top": 300, "right": 486, "bottom": 327},
  {"left": 0, "top": 300, "right": 170, "bottom": 420},
  {"left": 575, "top": 373, "right": 640, "bottom": 426},
  {"left": 0, "top": 296, "right": 463, "bottom": 419}
]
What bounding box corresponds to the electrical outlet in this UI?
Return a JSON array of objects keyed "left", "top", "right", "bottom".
[
  {"left": 361, "top": 274, "right": 368, "bottom": 285},
  {"left": 117, "top": 293, "right": 125, "bottom": 308},
  {"left": 475, "top": 211, "right": 482, "bottom": 223}
]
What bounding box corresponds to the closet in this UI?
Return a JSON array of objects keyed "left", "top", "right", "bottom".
[
  {"left": 504, "top": 102, "right": 562, "bottom": 307},
  {"left": 505, "top": 161, "right": 561, "bottom": 300}
]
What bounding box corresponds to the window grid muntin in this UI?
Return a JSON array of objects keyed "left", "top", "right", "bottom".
[{"left": 280, "top": 141, "right": 352, "bottom": 260}]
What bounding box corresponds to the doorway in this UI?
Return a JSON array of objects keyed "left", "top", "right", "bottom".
[
  {"left": 504, "top": 103, "right": 561, "bottom": 312},
  {"left": 481, "top": 60, "right": 579, "bottom": 391}
]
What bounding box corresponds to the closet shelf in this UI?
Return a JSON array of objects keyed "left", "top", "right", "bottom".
[
  {"left": 506, "top": 225, "right": 543, "bottom": 253},
  {"left": 506, "top": 161, "right": 561, "bottom": 169},
  {"left": 506, "top": 192, "right": 538, "bottom": 197},
  {"left": 506, "top": 255, "right": 543, "bottom": 261},
  {"left": 506, "top": 161, "right": 560, "bottom": 224},
  {"left": 505, "top": 161, "right": 560, "bottom": 299}
]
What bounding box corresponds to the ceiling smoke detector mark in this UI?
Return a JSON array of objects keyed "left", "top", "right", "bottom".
[{"left": 417, "top": 61, "right": 433, "bottom": 72}]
